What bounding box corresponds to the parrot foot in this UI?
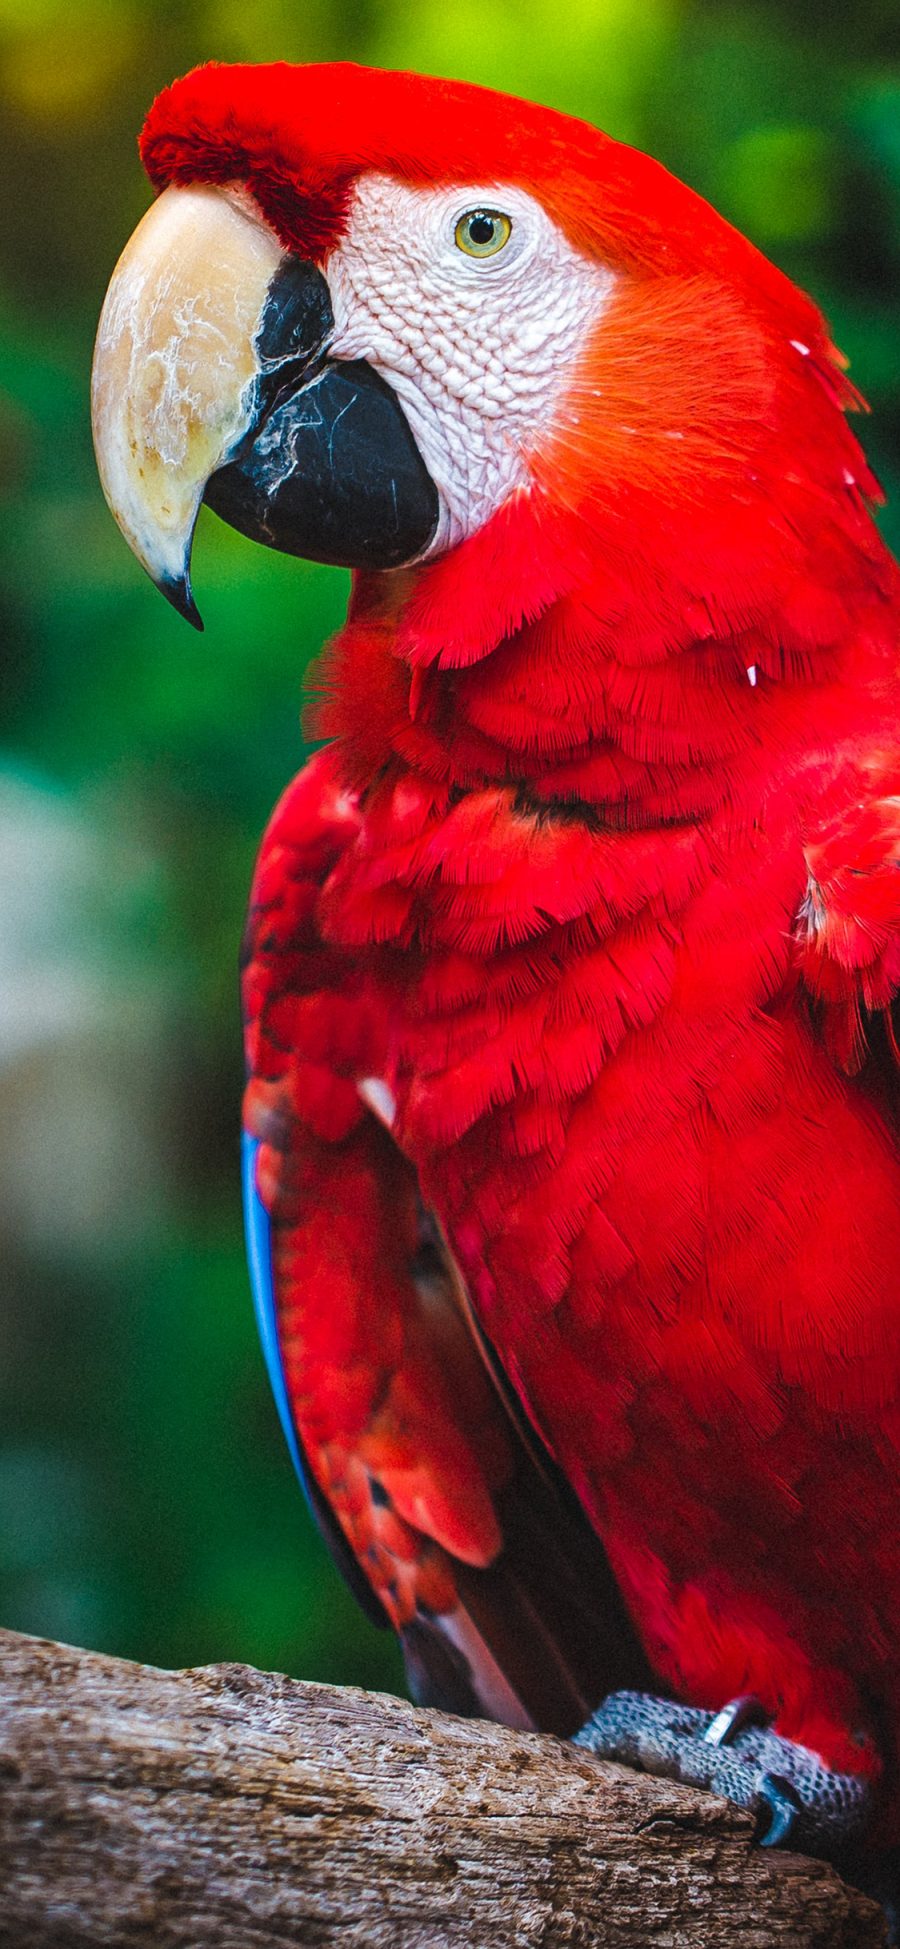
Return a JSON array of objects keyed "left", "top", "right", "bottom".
[{"left": 574, "top": 1690, "right": 873, "bottom": 1854}]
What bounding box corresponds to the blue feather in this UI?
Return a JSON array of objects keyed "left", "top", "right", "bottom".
[
  {"left": 241, "top": 1130, "right": 314, "bottom": 1505},
  {"left": 241, "top": 1128, "right": 389, "bottom": 1625}
]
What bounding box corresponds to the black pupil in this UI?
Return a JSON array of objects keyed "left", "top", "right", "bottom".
[{"left": 469, "top": 214, "right": 496, "bottom": 245}]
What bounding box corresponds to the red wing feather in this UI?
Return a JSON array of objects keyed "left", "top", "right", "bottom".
[{"left": 242, "top": 748, "right": 648, "bottom": 1731}]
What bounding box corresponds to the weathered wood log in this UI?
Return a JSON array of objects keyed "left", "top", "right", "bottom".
[{"left": 0, "top": 1627, "right": 885, "bottom": 1947}]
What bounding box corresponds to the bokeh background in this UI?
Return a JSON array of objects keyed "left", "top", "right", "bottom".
[{"left": 1, "top": 0, "right": 898, "bottom": 1694}]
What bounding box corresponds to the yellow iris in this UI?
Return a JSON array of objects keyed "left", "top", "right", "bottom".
[{"left": 454, "top": 209, "right": 513, "bottom": 258}]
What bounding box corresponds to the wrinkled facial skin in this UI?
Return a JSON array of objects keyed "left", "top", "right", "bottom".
[{"left": 325, "top": 176, "right": 616, "bottom": 553}]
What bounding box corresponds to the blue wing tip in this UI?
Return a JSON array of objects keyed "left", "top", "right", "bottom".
[{"left": 241, "top": 1130, "right": 312, "bottom": 1501}]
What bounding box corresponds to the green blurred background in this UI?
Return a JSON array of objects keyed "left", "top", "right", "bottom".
[{"left": 1, "top": 0, "right": 898, "bottom": 1693}]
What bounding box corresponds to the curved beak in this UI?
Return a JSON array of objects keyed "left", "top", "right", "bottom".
[{"left": 91, "top": 184, "right": 438, "bottom": 628}]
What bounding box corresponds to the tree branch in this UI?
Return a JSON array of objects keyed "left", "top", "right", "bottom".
[{"left": 0, "top": 1628, "right": 885, "bottom": 1946}]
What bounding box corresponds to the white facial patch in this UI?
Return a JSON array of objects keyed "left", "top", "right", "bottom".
[{"left": 324, "top": 176, "right": 615, "bottom": 554}]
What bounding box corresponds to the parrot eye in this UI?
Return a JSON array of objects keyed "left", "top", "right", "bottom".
[{"left": 454, "top": 209, "right": 513, "bottom": 259}]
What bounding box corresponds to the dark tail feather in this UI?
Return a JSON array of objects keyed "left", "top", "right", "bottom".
[{"left": 401, "top": 1422, "right": 652, "bottom": 1736}]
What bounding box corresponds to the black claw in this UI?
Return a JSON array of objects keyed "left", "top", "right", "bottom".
[
  {"left": 705, "top": 1694, "right": 770, "bottom": 1748},
  {"left": 757, "top": 1771, "right": 802, "bottom": 1848}
]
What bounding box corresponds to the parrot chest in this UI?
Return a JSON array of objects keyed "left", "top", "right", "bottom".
[
  {"left": 386, "top": 938, "right": 900, "bottom": 1658},
  {"left": 317, "top": 774, "right": 900, "bottom": 1613}
]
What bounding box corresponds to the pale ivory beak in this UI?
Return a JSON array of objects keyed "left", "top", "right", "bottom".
[{"left": 91, "top": 183, "right": 284, "bottom": 628}]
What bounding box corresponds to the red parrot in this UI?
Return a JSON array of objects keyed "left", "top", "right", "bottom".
[{"left": 92, "top": 62, "right": 900, "bottom": 1867}]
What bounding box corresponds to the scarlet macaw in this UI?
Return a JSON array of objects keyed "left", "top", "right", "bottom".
[{"left": 92, "top": 62, "right": 900, "bottom": 1866}]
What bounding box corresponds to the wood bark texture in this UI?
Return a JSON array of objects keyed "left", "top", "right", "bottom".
[{"left": 0, "top": 1627, "right": 886, "bottom": 1948}]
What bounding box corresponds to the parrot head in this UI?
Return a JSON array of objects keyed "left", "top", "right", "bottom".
[{"left": 93, "top": 61, "right": 862, "bottom": 638}]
